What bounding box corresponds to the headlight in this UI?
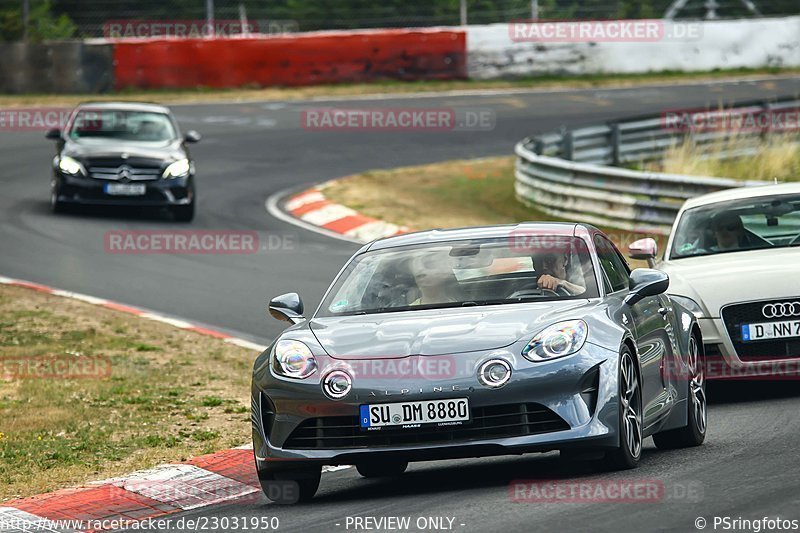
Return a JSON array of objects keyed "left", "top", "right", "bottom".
[
  {"left": 522, "top": 320, "right": 588, "bottom": 362},
  {"left": 162, "top": 159, "right": 191, "bottom": 179},
  {"left": 670, "top": 295, "right": 704, "bottom": 318},
  {"left": 272, "top": 340, "right": 317, "bottom": 379},
  {"left": 59, "top": 156, "right": 85, "bottom": 176}
]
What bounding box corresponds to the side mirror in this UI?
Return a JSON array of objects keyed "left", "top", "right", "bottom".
[
  {"left": 624, "top": 268, "right": 669, "bottom": 306},
  {"left": 184, "top": 130, "right": 201, "bottom": 143},
  {"left": 46, "top": 128, "right": 61, "bottom": 140},
  {"left": 268, "top": 292, "right": 305, "bottom": 324},
  {"left": 628, "top": 238, "right": 658, "bottom": 268}
]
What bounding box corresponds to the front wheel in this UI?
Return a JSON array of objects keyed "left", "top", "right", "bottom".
[
  {"left": 356, "top": 460, "right": 408, "bottom": 478},
  {"left": 258, "top": 466, "right": 321, "bottom": 504},
  {"left": 653, "top": 335, "right": 706, "bottom": 449},
  {"left": 172, "top": 200, "right": 195, "bottom": 222},
  {"left": 603, "top": 347, "right": 643, "bottom": 470}
]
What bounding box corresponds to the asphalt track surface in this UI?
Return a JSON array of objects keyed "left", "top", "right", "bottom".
[{"left": 2, "top": 77, "right": 800, "bottom": 532}]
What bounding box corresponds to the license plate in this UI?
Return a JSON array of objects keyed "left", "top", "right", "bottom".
[
  {"left": 105, "top": 183, "right": 146, "bottom": 196},
  {"left": 360, "top": 398, "right": 470, "bottom": 430},
  {"left": 742, "top": 320, "right": 800, "bottom": 342}
]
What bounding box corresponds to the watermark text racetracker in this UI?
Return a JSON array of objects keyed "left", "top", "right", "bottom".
[
  {"left": 104, "top": 230, "right": 296, "bottom": 254},
  {"left": 0, "top": 516, "right": 280, "bottom": 531},
  {"left": 509, "top": 19, "right": 703, "bottom": 43},
  {"left": 301, "top": 108, "right": 496, "bottom": 132},
  {"left": 510, "top": 478, "right": 704, "bottom": 503},
  {"left": 1, "top": 355, "right": 111, "bottom": 380}
]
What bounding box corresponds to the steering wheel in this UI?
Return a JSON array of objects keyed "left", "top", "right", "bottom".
[{"left": 507, "top": 285, "right": 570, "bottom": 299}]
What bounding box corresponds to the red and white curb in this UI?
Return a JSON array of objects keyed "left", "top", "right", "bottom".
[
  {"left": 282, "top": 184, "right": 410, "bottom": 243},
  {"left": 0, "top": 276, "right": 267, "bottom": 353},
  {"left": 0, "top": 276, "right": 352, "bottom": 531}
]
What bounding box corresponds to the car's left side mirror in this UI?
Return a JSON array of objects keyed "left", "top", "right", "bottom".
[
  {"left": 184, "top": 130, "right": 201, "bottom": 143},
  {"left": 45, "top": 128, "right": 61, "bottom": 140},
  {"left": 628, "top": 238, "right": 658, "bottom": 268},
  {"left": 268, "top": 292, "right": 305, "bottom": 324},
  {"left": 624, "top": 268, "right": 669, "bottom": 306}
]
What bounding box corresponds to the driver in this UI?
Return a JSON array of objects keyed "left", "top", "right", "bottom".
[
  {"left": 536, "top": 251, "right": 586, "bottom": 296},
  {"left": 710, "top": 211, "right": 748, "bottom": 252}
]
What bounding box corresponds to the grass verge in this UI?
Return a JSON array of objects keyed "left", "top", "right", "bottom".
[
  {"left": 0, "top": 67, "right": 797, "bottom": 107},
  {"left": 644, "top": 136, "right": 800, "bottom": 182},
  {"left": 0, "top": 284, "right": 254, "bottom": 501}
]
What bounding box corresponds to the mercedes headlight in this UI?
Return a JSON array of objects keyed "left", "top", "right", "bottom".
[
  {"left": 58, "top": 156, "right": 85, "bottom": 176},
  {"left": 670, "top": 295, "right": 704, "bottom": 318},
  {"left": 523, "top": 320, "right": 588, "bottom": 362},
  {"left": 272, "top": 340, "right": 317, "bottom": 379},
  {"left": 162, "top": 159, "right": 191, "bottom": 179}
]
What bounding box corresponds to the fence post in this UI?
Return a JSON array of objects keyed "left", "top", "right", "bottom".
[
  {"left": 561, "top": 127, "right": 574, "bottom": 160},
  {"left": 610, "top": 123, "right": 621, "bottom": 166}
]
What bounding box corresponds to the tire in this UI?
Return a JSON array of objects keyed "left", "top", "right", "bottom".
[
  {"left": 603, "top": 346, "right": 643, "bottom": 470},
  {"left": 172, "top": 201, "right": 195, "bottom": 222},
  {"left": 356, "top": 460, "right": 408, "bottom": 478},
  {"left": 653, "top": 334, "right": 707, "bottom": 449},
  {"left": 51, "top": 188, "right": 66, "bottom": 214},
  {"left": 258, "top": 466, "right": 321, "bottom": 504}
]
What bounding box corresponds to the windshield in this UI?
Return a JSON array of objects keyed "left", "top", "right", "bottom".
[
  {"left": 68, "top": 109, "right": 177, "bottom": 142},
  {"left": 317, "top": 236, "right": 599, "bottom": 317},
  {"left": 670, "top": 193, "right": 800, "bottom": 259}
]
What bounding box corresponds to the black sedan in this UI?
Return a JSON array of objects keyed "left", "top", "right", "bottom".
[
  {"left": 47, "top": 102, "right": 200, "bottom": 222},
  {"left": 252, "top": 223, "right": 707, "bottom": 503}
]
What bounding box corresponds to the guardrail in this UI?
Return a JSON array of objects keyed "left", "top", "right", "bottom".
[{"left": 515, "top": 97, "right": 800, "bottom": 235}]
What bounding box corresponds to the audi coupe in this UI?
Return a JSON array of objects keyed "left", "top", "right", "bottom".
[
  {"left": 47, "top": 102, "right": 200, "bottom": 222},
  {"left": 251, "top": 223, "right": 706, "bottom": 503},
  {"left": 629, "top": 183, "right": 800, "bottom": 378}
]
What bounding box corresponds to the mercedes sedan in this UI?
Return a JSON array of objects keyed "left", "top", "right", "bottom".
[
  {"left": 251, "top": 223, "right": 706, "bottom": 503},
  {"left": 47, "top": 102, "right": 200, "bottom": 222}
]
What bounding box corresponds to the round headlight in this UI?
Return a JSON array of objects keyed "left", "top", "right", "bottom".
[
  {"left": 59, "top": 156, "right": 84, "bottom": 176},
  {"left": 478, "top": 359, "right": 512, "bottom": 388},
  {"left": 272, "top": 340, "right": 316, "bottom": 379},
  {"left": 322, "top": 370, "right": 352, "bottom": 400}
]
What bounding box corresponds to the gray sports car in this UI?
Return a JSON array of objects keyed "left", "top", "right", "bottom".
[{"left": 251, "top": 223, "right": 706, "bottom": 503}]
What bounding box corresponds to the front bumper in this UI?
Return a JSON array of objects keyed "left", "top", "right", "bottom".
[
  {"left": 252, "top": 342, "right": 620, "bottom": 470},
  {"left": 698, "top": 317, "right": 800, "bottom": 378},
  {"left": 53, "top": 172, "right": 193, "bottom": 207}
]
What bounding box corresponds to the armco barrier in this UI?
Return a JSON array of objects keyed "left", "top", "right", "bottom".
[
  {"left": 515, "top": 98, "right": 800, "bottom": 234},
  {"left": 112, "top": 29, "right": 466, "bottom": 90}
]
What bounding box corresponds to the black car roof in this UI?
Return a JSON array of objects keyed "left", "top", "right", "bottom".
[
  {"left": 366, "top": 222, "right": 597, "bottom": 251},
  {"left": 75, "top": 101, "right": 172, "bottom": 114}
]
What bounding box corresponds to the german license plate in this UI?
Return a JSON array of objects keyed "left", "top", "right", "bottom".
[
  {"left": 742, "top": 320, "right": 800, "bottom": 342},
  {"left": 360, "top": 398, "right": 470, "bottom": 430},
  {"left": 105, "top": 183, "right": 146, "bottom": 196}
]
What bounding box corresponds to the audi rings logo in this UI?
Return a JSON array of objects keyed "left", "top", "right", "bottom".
[{"left": 762, "top": 302, "right": 800, "bottom": 319}]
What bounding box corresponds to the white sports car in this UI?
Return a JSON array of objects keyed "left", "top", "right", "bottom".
[{"left": 628, "top": 183, "right": 800, "bottom": 378}]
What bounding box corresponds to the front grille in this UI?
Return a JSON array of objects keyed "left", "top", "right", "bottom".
[
  {"left": 721, "top": 298, "right": 800, "bottom": 360},
  {"left": 86, "top": 157, "right": 164, "bottom": 181},
  {"left": 282, "top": 403, "right": 570, "bottom": 450}
]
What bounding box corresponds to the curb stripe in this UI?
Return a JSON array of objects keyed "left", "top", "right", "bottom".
[{"left": 283, "top": 186, "right": 410, "bottom": 243}]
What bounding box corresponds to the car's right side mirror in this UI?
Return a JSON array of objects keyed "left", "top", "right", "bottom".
[
  {"left": 45, "top": 128, "right": 61, "bottom": 140},
  {"left": 184, "top": 130, "right": 201, "bottom": 143},
  {"left": 268, "top": 292, "right": 305, "bottom": 324},
  {"left": 624, "top": 269, "right": 669, "bottom": 306},
  {"left": 628, "top": 238, "right": 658, "bottom": 268}
]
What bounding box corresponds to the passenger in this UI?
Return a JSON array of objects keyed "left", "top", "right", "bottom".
[{"left": 536, "top": 251, "right": 586, "bottom": 296}]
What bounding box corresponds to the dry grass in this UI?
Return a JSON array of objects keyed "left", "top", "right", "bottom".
[
  {"left": 0, "top": 68, "right": 796, "bottom": 108},
  {"left": 0, "top": 284, "right": 255, "bottom": 501},
  {"left": 647, "top": 135, "right": 800, "bottom": 182}
]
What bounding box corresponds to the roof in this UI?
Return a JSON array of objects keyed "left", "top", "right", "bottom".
[
  {"left": 75, "top": 101, "right": 172, "bottom": 114},
  {"left": 366, "top": 222, "right": 586, "bottom": 251},
  {"left": 682, "top": 182, "right": 800, "bottom": 210}
]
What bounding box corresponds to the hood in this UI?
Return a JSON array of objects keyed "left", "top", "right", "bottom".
[
  {"left": 309, "top": 301, "right": 591, "bottom": 359},
  {"left": 64, "top": 140, "right": 186, "bottom": 163},
  {"left": 661, "top": 247, "right": 800, "bottom": 316}
]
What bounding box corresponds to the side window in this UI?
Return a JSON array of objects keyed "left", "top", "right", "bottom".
[{"left": 594, "top": 235, "right": 630, "bottom": 293}]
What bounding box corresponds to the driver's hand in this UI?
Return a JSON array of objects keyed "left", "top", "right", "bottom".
[{"left": 537, "top": 274, "right": 562, "bottom": 291}]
